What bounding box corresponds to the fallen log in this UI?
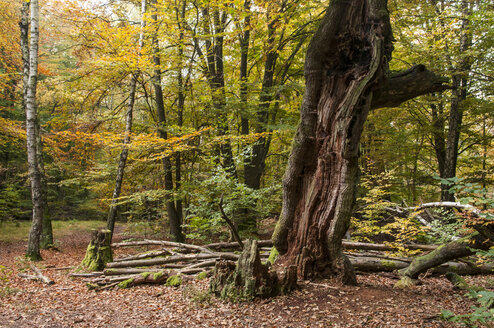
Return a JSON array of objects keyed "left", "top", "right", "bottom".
[
  {"left": 31, "top": 264, "right": 55, "bottom": 285},
  {"left": 398, "top": 232, "right": 493, "bottom": 279},
  {"left": 106, "top": 252, "right": 238, "bottom": 269},
  {"left": 112, "top": 249, "right": 172, "bottom": 262},
  {"left": 349, "top": 255, "right": 494, "bottom": 275},
  {"left": 343, "top": 241, "right": 437, "bottom": 252},
  {"left": 70, "top": 272, "right": 103, "bottom": 278},
  {"left": 111, "top": 240, "right": 214, "bottom": 254}
]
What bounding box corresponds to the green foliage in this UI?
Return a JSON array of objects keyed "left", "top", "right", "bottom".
[
  {"left": 182, "top": 285, "right": 212, "bottom": 307},
  {"left": 352, "top": 168, "right": 427, "bottom": 252},
  {"left": 165, "top": 274, "right": 182, "bottom": 287},
  {"left": 197, "top": 271, "right": 208, "bottom": 280},
  {"left": 441, "top": 289, "right": 494, "bottom": 327},
  {"left": 0, "top": 265, "right": 20, "bottom": 297},
  {"left": 185, "top": 167, "right": 281, "bottom": 241}
]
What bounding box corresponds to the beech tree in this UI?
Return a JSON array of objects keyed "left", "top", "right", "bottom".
[
  {"left": 107, "top": 0, "right": 147, "bottom": 240},
  {"left": 272, "top": 0, "right": 450, "bottom": 283}
]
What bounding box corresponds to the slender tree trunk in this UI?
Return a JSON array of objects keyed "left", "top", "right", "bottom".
[
  {"left": 272, "top": 0, "right": 450, "bottom": 283},
  {"left": 244, "top": 16, "right": 278, "bottom": 190},
  {"left": 106, "top": 0, "right": 146, "bottom": 241},
  {"left": 239, "top": 1, "right": 251, "bottom": 138},
  {"left": 149, "top": 0, "right": 184, "bottom": 242},
  {"left": 438, "top": 0, "right": 472, "bottom": 201},
  {"left": 24, "top": 0, "right": 43, "bottom": 261},
  {"left": 38, "top": 122, "right": 53, "bottom": 249}
]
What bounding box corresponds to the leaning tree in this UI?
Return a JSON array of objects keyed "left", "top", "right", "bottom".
[{"left": 272, "top": 0, "right": 450, "bottom": 284}]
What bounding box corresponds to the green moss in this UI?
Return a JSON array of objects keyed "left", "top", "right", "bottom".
[
  {"left": 86, "top": 283, "right": 99, "bottom": 290},
  {"left": 380, "top": 260, "right": 396, "bottom": 268},
  {"left": 394, "top": 276, "right": 416, "bottom": 289},
  {"left": 197, "top": 271, "right": 208, "bottom": 280},
  {"left": 166, "top": 274, "right": 182, "bottom": 287},
  {"left": 153, "top": 271, "right": 164, "bottom": 280},
  {"left": 267, "top": 247, "right": 279, "bottom": 265},
  {"left": 140, "top": 272, "right": 151, "bottom": 279},
  {"left": 118, "top": 278, "right": 134, "bottom": 289}
]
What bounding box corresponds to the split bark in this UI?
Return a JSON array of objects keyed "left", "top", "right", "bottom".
[{"left": 272, "top": 0, "right": 450, "bottom": 284}]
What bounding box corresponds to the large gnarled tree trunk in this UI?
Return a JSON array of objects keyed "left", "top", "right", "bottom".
[{"left": 273, "top": 0, "right": 450, "bottom": 284}]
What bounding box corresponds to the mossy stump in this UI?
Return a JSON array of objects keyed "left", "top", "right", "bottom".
[
  {"left": 81, "top": 229, "right": 113, "bottom": 271},
  {"left": 210, "top": 239, "right": 297, "bottom": 301}
]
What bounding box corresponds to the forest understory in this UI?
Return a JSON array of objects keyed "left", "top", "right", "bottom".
[{"left": 1, "top": 227, "right": 492, "bottom": 328}]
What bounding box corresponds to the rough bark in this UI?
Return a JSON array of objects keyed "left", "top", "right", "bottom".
[
  {"left": 210, "top": 239, "right": 296, "bottom": 300},
  {"left": 24, "top": 0, "right": 44, "bottom": 261},
  {"left": 150, "top": 0, "right": 184, "bottom": 242},
  {"left": 81, "top": 229, "right": 113, "bottom": 271},
  {"left": 106, "top": 0, "right": 146, "bottom": 240},
  {"left": 273, "top": 0, "right": 449, "bottom": 284}
]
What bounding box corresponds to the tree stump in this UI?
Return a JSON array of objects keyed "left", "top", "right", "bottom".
[
  {"left": 81, "top": 229, "right": 113, "bottom": 271},
  {"left": 210, "top": 239, "right": 297, "bottom": 300}
]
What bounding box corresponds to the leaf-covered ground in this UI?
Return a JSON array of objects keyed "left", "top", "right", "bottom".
[{"left": 0, "top": 229, "right": 491, "bottom": 327}]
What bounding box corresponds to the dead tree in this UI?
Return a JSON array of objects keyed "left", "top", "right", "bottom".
[
  {"left": 81, "top": 230, "right": 113, "bottom": 271},
  {"left": 272, "top": 0, "right": 450, "bottom": 284}
]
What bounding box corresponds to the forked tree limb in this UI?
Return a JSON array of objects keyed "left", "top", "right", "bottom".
[
  {"left": 219, "top": 195, "right": 244, "bottom": 250},
  {"left": 371, "top": 65, "right": 452, "bottom": 109}
]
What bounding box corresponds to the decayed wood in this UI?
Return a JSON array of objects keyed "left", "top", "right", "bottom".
[
  {"left": 210, "top": 240, "right": 295, "bottom": 300},
  {"left": 272, "top": 0, "right": 450, "bottom": 284}
]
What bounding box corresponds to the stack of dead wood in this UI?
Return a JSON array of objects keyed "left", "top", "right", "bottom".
[{"left": 72, "top": 238, "right": 491, "bottom": 290}]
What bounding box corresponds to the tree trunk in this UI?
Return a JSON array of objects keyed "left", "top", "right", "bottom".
[
  {"left": 81, "top": 229, "right": 113, "bottom": 271},
  {"left": 38, "top": 121, "right": 53, "bottom": 249},
  {"left": 106, "top": 0, "right": 146, "bottom": 240},
  {"left": 273, "top": 0, "right": 450, "bottom": 284},
  {"left": 150, "top": 0, "right": 184, "bottom": 242},
  {"left": 24, "top": 0, "right": 44, "bottom": 261},
  {"left": 210, "top": 239, "right": 296, "bottom": 300},
  {"left": 436, "top": 0, "right": 472, "bottom": 201},
  {"left": 244, "top": 14, "right": 278, "bottom": 191}
]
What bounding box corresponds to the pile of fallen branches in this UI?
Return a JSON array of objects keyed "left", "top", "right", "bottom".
[
  {"left": 73, "top": 240, "right": 271, "bottom": 290},
  {"left": 71, "top": 237, "right": 493, "bottom": 290}
]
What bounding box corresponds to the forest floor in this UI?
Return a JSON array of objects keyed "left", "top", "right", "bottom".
[{"left": 0, "top": 225, "right": 493, "bottom": 328}]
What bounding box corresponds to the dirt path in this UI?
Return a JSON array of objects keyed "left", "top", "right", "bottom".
[{"left": 0, "top": 229, "right": 488, "bottom": 327}]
